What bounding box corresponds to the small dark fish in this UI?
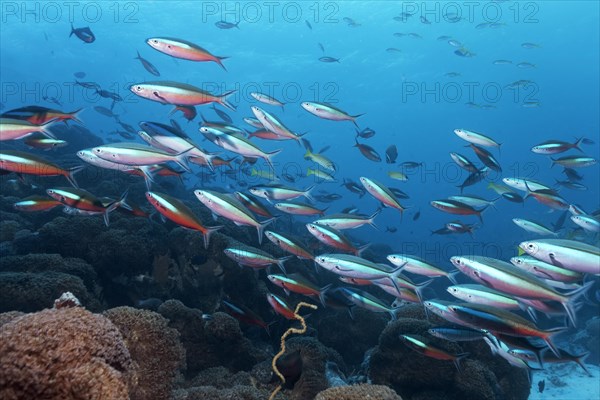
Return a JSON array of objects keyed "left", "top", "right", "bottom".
[
  {"left": 171, "top": 105, "right": 197, "bottom": 121},
  {"left": 94, "top": 106, "right": 116, "bottom": 117},
  {"left": 389, "top": 188, "right": 409, "bottom": 199},
  {"left": 551, "top": 210, "right": 569, "bottom": 231},
  {"left": 354, "top": 139, "right": 382, "bottom": 162},
  {"left": 318, "top": 43, "right": 325, "bottom": 52},
  {"left": 211, "top": 104, "right": 232, "bottom": 123},
  {"left": 399, "top": 161, "right": 423, "bottom": 168},
  {"left": 469, "top": 144, "right": 501, "bottom": 172},
  {"left": 563, "top": 168, "right": 583, "bottom": 181},
  {"left": 502, "top": 192, "right": 524, "bottom": 203},
  {"left": 69, "top": 23, "right": 95, "bottom": 43},
  {"left": 282, "top": 173, "right": 298, "bottom": 183},
  {"left": 341, "top": 206, "right": 359, "bottom": 214},
  {"left": 413, "top": 211, "right": 421, "bottom": 221},
  {"left": 42, "top": 96, "right": 62, "bottom": 106},
  {"left": 385, "top": 145, "right": 398, "bottom": 164},
  {"left": 538, "top": 380, "right": 545, "bottom": 393},
  {"left": 117, "top": 119, "right": 136, "bottom": 134},
  {"left": 457, "top": 168, "right": 489, "bottom": 193},
  {"left": 555, "top": 180, "right": 587, "bottom": 190},
  {"left": 341, "top": 179, "right": 366, "bottom": 197},
  {"left": 319, "top": 56, "right": 340, "bottom": 63},
  {"left": 431, "top": 226, "right": 453, "bottom": 235},
  {"left": 118, "top": 131, "right": 135, "bottom": 140},
  {"left": 314, "top": 193, "right": 342, "bottom": 203},
  {"left": 356, "top": 127, "right": 376, "bottom": 139},
  {"left": 318, "top": 145, "right": 331, "bottom": 154},
  {"left": 74, "top": 71, "right": 86, "bottom": 79},
  {"left": 582, "top": 138, "right": 595, "bottom": 145},
  {"left": 386, "top": 226, "right": 398, "bottom": 233},
  {"left": 135, "top": 51, "right": 160, "bottom": 76},
  {"left": 215, "top": 20, "right": 240, "bottom": 29},
  {"left": 96, "top": 89, "right": 123, "bottom": 102},
  {"left": 305, "top": 20, "right": 312, "bottom": 30},
  {"left": 75, "top": 80, "right": 100, "bottom": 90},
  {"left": 386, "top": 47, "right": 401, "bottom": 53}
]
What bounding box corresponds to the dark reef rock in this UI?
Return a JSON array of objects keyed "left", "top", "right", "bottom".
[
  {"left": 317, "top": 307, "right": 387, "bottom": 366},
  {"left": 0, "top": 306, "right": 135, "bottom": 400},
  {"left": 0, "top": 271, "right": 101, "bottom": 313},
  {"left": 368, "top": 304, "right": 530, "bottom": 400},
  {"left": 315, "top": 384, "right": 403, "bottom": 400},
  {"left": 104, "top": 306, "right": 186, "bottom": 400}
]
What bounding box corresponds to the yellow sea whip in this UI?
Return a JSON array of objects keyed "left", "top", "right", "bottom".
[{"left": 269, "top": 302, "right": 318, "bottom": 400}]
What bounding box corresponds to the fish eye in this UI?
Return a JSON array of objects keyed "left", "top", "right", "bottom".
[
  {"left": 152, "top": 40, "right": 158, "bottom": 43},
  {"left": 136, "top": 86, "right": 143, "bottom": 91},
  {"left": 167, "top": 45, "right": 172, "bottom": 49},
  {"left": 473, "top": 270, "right": 480, "bottom": 277},
  {"left": 527, "top": 244, "right": 534, "bottom": 249}
]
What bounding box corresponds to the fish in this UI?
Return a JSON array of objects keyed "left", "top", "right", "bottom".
[
  {"left": 493, "top": 59, "right": 513, "bottom": 65},
  {"left": 145, "top": 191, "right": 222, "bottom": 249},
  {"left": 221, "top": 300, "right": 270, "bottom": 333},
  {"left": 274, "top": 201, "right": 327, "bottom": 216},
  {"left": 146, "top": 37, "right": 228, "bottom": 70},
  {"left": 454, "top": 129, "right": 501, "bottom": 148},
  {"left": 446, "top": 221, "right": 478, "bottom": 236},
  {"left": 134, "top": 51, "right": 160, "bottom": 76},
  {"left": 13, "top": 195, "right": 62, "bottom": 212},
  {"left": 554, "top": 180, "right": 587, "bottom": 190},
  {"left": 512, "top": 218, "right": 557, "bottom": 236},
  {"left": 451, "top": 255, "right": 592, "bottom": 326},
  {"left": 2, "top": 106, "right": 83, "bottom": 125},
  {"left": 339, "top": 287, "right": 399, "bottom": 320},
  {"left": 0, "top": 150, "right": 84, "bottom": 187},
  {"left": 319, "top": 56, "right": 340, "bottom": 63},
  {"left": 47, "top": 187, "right": 129, "bottom": 226},
  {"left": 224, "top": 246, "right": 290, "bottom": 273},
  {"left": 130, "top": 81, "right": 236, "bottom": 110},
  {"left": 356, "top": 127, "right": 376, "bottom": 138},
  {"left": 42, "top": 96, "right": 62, "bottom": 107},
  {"left": 305, "top": 20, "right": 312, "bottom": 30},
  {"left": 215, "top": 20, "right": 240, "bottom": 29},
  {"left": 194, "top": 189, "right": 275, "bottom": 244},
  {"left": 430, "top": 199, "right": 487, "bottom": 222},
  {"left": 234, "top": 191, "right": 274, "bottom": 218},
  {"left": 251, "top": 106, "right": 302, "bottom": 142},
  {"left": 551, "top": 155, "right": 598, "bottom": 168},
  {"left": 501, "top": 192, "right": 524, "bottom": 204},
  {"left": 522, "top": 42, "right": 541, "bottom": 49},
  {"left": 307, "top": 167, "right": 335, "bottom": 182},
  {"left": 69, "top": 23, "right": 95, "bottom": 43},
  {"left": 428, "top": 327, "right": 486, "bottom": 342},
  {"left": 510, "top": 256, "right": 582, "bottom": 283},
  {"left": 517, "top": 62, "right": 536, "bottom": 69},
  {"left": 531, "top": 138, "right": 584, "bottom": 154},
  {"left": 249, "top": 184, "right": 314, "bottom": 203},
  {"left": 412, "top": 211, "right": 420, "bottom": 221},
  {"left": 266, "top": 293, "right": 296, "bottom": 320},
  {"left": 74, "top": 71, "right": 86, "bottom": 78},
  {"left": 265, "top": 231, "right": 314, "bottom": 260},
  {"left": 570, "top": 215, "right": 600, "bottom": 233},
  {"left": 91, "top": 142, "right": 192, "bottom": 172},
  {"left": 399, "top": 334, "right": 469, "bottom": 372},
  {"left": 450, "top": 152, "right": 479, "bottom": 173},
  {"left": 94, "top": 106, "right": 117, "bottom": 117},
  {"left": 523, "top": 183, "right": 569, "bottom": 210},
  {"left": 314, "top": 210, "right": 380, "bottom": 230},
  {"left": 386, "top": 47, "right": 401, "bottom": 53},
  {"left": 457, "top": 168, "right": 489, "bottom": 193},
  {"left": 469, "top": 144, "right": 502, "bottom": 172},
  {"left": 360, "top": 177, "right": 406, "bottom": 217},
  {"left": 387, "top": 254, "right": 457, "bottom": 283},
  {"left": 354, "top": 139, "right": 381, "bottom": 162},
  {"left": 341, "top": 179, "right": 365, "bottom": 197},
  {"left": 447, "top": 284, "right": 520, "bottom": 310},
  {"left": 315, "top": 254, "right": 403, "bottom": 291},
  {"left": 0, "top": 118, "right": 57, "bottom": 141},
  {"left": 251, "top": 92, "right": 285, "bottom": 110},
  {"left": 301, "top": 102, "right": 363, "bottom": 126},
  {"left": 502, "top": 178, "right": 552, "bottom": 192},
  {"left": 24, "top": 135, "right": 68, "bottom": 150},
  {"left": 385, "top": 145, "right": 398, "bottom": 163},
  {"left": 307, "top": 224, "right": 368, "bottom": 256},
  {"left": 448, "top": 195, "right": 498, "bottom": 209}
]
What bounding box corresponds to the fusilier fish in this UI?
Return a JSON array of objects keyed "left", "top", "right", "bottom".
[
  {"left": 454, "top": 129, "right": 501, "bottom": 148},
  {"left": 0, "top": 150, "right": 83, "bottom": 187},
  {"left": 519, "top": 239, "right": 600, "bottom": 275},
  {"left": 301, "top": 101, "right": 364, "bottom": 127},
  {"left": 130, "top": 81, "right": 235, "bottom": 110},
  {"left": 146, "top": 37, "right": 228, "bottom": 70}
]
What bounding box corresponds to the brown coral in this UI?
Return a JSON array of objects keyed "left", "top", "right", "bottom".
[
  {"left": 104, "top": 306, "right": 186, "bottom": 400},
  {"left": 0, "top": 307, "right": 134, "bottom": 400},
  {"left": 315, "top": 384, "right": 403, "bottom": 400}
]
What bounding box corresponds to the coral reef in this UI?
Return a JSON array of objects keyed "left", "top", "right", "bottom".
[
  {"left": 0, "top": 304, "right": 134, "bottom": 400},
  {"left": 103, "top": 306, "right": 186, "bottom": 400},
  {"left": 315, "top": 384, "right": 403, "bottom": 400},
  {"left": 368, "top": 304, "right": 530, "bottom": 400}
]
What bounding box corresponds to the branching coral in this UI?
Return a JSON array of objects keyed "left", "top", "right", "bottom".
[{"left": 269, "top": 301, "right": 318, "bottom": 400}]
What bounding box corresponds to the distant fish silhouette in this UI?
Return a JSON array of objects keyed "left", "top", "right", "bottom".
[
  {"left": 69, "top": 23, "right": 95, "bottom": 43},
  {"left": 538, "top": 379, "right": 545, "bottom": 393}
]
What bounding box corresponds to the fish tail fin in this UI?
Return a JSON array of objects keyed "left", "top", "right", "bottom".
[
  {"left": 303, "top": 185, "right": 316, "bottom": 203},
  {"left": 574, "top": 137, "right": 584, "bottom": 152},
  {"left": 138, "top": 166, "right": 157, "bottom": 191},
  {"left": 574, "top": 352, "right": 592, "bottom": 376},
  {"left": 414, "top": 278, "right": 433, "bottom": 303},
  {"left": 453, "top": 353, "right": 470, "bottom": 373},
  {"left": 69, "top": 23, "right": 75, "bottom": 37},
  {"left": 215, "top": 56, "right": 229, "bottom": 71},
  {"left": 490, "top": 197, "right": 501, "bottom": 210},
  {"left": 68, "top": 108, "right": 85, "bottom": 125},
  {"left": 65, "top": 165, "right": 85, "bottom": 188},
  {"left": 173, "top": 148, "right": 194, "bottom": 173},
  {"left": 257, "top": 217, "right": 276, "bottom": 245},
  {"left": 351, "top": 113, "right": 365, "bottom": 127},
  {"left": 135, "top": 50, "right": 141, "bottom": 59},
  {"left": 264, "top": 148, "right": 282, "bottom": 172},
  {"left": 550, "top": 157, "right": 556, "bottom": 168},
  {"left": 103, "top": 189, "right": 130, "bottom": 226},
  {"left": 318, "top": 283, "right": 333, "bottom": 307},
  {"left": 561, "top": 281, "right": 594, "bottom": 327},
  {"left": 447, "top": 270, "right": 460, "bottom": 285},
  {"left": 39, "top": 120, "right": 57, "bottom": 139},
  {"left": 202, "top": 225, "right": 223, "bottom": 249},
  {"left": 523, "top": 181, "right": 533, "bottom": 200},
  {"left": 217, "top": 90, "right": 236, "bottom": 111},
  {"left": 355, "top": 243, "right": 371, "bottom": 257},
  {"left": 276, "top": 255, "right": 293, "bottom": 274},
  {"left": 542, "top": 326, "right": 568, "bottom": 358},
  {"left": 368, "top": 208, "right": 382, "bottom": 230}
]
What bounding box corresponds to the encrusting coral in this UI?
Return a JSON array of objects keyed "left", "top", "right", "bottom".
[
  {"left": 0, "top": 293, "right": 135, "bottom": 400},
  {"left": 103, "top": 306, "right": 186, "bottom": 400}
]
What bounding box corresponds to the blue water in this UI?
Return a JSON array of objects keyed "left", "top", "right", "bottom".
[{"left": 1, "top": 1, "right": 599, "bottom": 398}]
